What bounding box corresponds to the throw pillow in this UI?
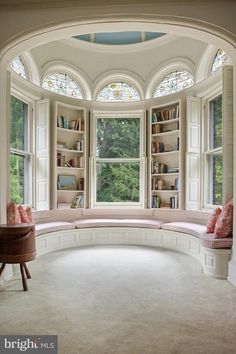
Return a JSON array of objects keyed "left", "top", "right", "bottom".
[
  {"left": 214, "top": 199, "right": 233, "bottom": 238},
  {"left": 26, "top": 206, "right": 34, "bottom": 223},
  {"left": 7, "top": 202, "right": 21, "bottom": 224},
  {"left": 206, "top": 207, "right": 222, "bottom": 233},
  {"left": 18, "top": 205, "right": 30, "bottom": 224}
]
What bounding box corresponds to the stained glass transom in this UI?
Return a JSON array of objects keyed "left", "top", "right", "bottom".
[
  {"left": 10, "top": 56, "right": 27, "bottom": 79},
  {"left": 42, "top": 73, "right": 83, "bottom": 99},
  {"left": 96, "top": 82, "right": 140, "bottom": 102},
  {"left": 153, "top": 71, "right": 194, "bottom": 97},
  {"left": 211, "top": 49, "right": 227, "bottom": 73}
]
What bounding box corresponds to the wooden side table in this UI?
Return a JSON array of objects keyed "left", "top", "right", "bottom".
[{"left": 0, "top": 224, "right": 36, "bottom": 291}]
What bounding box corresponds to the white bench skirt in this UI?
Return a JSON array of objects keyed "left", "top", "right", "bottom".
[{"left": 36, "top": 227, "right": 231, "bottom": 279}]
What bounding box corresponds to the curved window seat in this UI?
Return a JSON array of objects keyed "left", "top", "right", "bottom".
[{"left": 34, "top": 218, "right": 232, "bottom": 280}]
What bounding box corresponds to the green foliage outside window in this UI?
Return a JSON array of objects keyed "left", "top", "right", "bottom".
[
  {"left": 96, "top": 118, "right": 140, "bottom": 203},
  {"left": 10, "top": 96, "right": 28, "bottom": 204}
]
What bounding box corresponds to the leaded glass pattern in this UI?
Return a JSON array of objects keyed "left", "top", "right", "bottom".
[
  {"left": 96, "top": 82, "right": 140, "bottom": 102},
  {"left": 10, "top": 56, "right": 27, "bottom": 79},
  {"left": 42, "top": 73, "right": 83, "bottom": 99},
  {"left": 211, "top": 49, "right": 227, "bottom": 73},
  {"left": 153, "top": 71, "right": 194, "bottom": 97}
]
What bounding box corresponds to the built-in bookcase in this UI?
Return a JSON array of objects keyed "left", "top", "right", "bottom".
[
  {"left": 149, "top": 100, "right": 184, "bottom": 209},
  {"left": 51, "top": 101, "right": 87, "bottom": 210}
]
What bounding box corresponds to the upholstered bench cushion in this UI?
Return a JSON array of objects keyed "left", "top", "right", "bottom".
[
  {"left": 72, "top": 218, "right": 162, "bottom": 229},
  {"left": 200, "top": 233, "right": 233, "bottom": 249},
  {"left": 35, "top": 221, "right": 75, "bottom": 236},
  {"left": 162, "top": 222, "right": 206, "bottom": 238}
]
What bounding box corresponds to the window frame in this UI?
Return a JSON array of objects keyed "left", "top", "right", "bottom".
[
  {"left": 203, "top": 92, "right": 223, "bottom": 209},
  {"left": 9, "top": 91, "right": 34, "bottom": 206},
  {"left": 91, "top": 111, "right": 145, "bottom": 208}
]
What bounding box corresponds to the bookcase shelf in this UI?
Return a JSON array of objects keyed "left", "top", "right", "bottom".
[
  {"left": 152, "top": 129, "right": 179, "bottom": 137},
  {"left": 57, "top": 127, "right": 84, "bottom": 134},
  {"left": 51, "top": 101, "right": 87, "bottom": 210},
  {"left": 149, "top": 100, "right": 183, "bottom": 210}
]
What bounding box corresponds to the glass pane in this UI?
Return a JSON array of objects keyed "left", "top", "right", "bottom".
[
  {"left": 96, "top": 82, "right": 140, "bottom": 102},
  {"left": 211, "top": 49, "right": 227, "bottom": 73},
  {"left": 96, "top": 118, "right": 140, "bottom": 158},
  {"left": 42, "top": 73, "right": 83, "bottom": 99},
  {"left": 96, "top": 162, "right": 140, "bottom": 203},
  {"left": 209, "top": 95, "right": 222, "bottom": 149},
  {"left": 10, "top": 154, "right": 29, "bottom": 204},
  {"left": 154, "top": 71, "right": 194, "bottom": 97},
  {"left": 10, "top": 56, "right": 27, "bottom": 79},
  {"left": 208, "top": 154, "right": 223, "bottom": 205},
  {"left": 10, "top": 96, "right": 28, "bottom": 151}
]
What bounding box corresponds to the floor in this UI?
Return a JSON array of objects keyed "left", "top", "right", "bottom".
[{"left": 0, "top": 245, "right": 236, "bottom": 354}]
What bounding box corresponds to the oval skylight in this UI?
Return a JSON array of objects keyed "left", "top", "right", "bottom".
[{"left": 73, "top": 32, "right": 166, "bottom": 45}]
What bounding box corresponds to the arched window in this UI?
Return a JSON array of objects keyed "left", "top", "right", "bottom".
[
  {"left": 96, "top": 82, "right": 140, "bottom": 102},
  {"left": 153, "top": 71, "right": 194, "bottom": 97},
  {"left": 42, "top": 73, "right": 83, "bottom": 99},
  {"left": 10, "top": 56, "right": 27, "bottom": 79},
  {"left": 211, "top": 49, "right": 227, "bottom": 73}
]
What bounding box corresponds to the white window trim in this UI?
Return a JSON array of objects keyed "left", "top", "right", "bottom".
[
  {"left": 10, "top": 91, "right": 35, "bottom": 207},
  {"left": 91, "top": 110, "right": 145, "bottom": 208},
  {"left": 202, "top": 92, "right": 223, "bottom": 209}
]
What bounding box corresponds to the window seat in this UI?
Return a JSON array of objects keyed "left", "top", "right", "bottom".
[
  {"left": 33, "top": 212, "right": 232, "bottom": 280},
  {"left": 162, "top": 222, "right": 233, "bottom": 249}
]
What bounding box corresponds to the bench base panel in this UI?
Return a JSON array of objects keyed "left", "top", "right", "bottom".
[{"left": 36, "top": 228, "right": 231, "bottom": 279}]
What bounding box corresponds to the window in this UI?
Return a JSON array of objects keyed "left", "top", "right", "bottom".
[
  {"left": 93, "top": 115, "right": 143, "bottom": 206},
  {"left": 10, "top": 96, "right": 31, "bottom": 204},
  {"left": 96, "top": 82, "right": 140, "bottom": 102},
  {"left": 153, "top": 71, "right": 194, "bottom": 97},
  {"left": 42, "top": 73, "right": 83, "bottom": 99},
  {"left": 10, "top": 56, "right": 27, "bottom": 79},
  {"left": 205, "top": 95, "right": 223, "bottom": 206},
  {"left": 211, "top": 49, "right": 227, "bottom": 73}
]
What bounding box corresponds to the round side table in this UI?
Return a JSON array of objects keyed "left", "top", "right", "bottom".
[{"left": 0, "top": 224, "right": 36, "bottom": 291}]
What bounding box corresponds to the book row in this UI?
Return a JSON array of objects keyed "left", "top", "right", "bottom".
[
  {"left": 152, "top": 106, "right": 179, "bottom": 123},
  {"left": 151, "top": 138, "right": 179, "bottom": 153},
  {"left": 57, "top": 153, "right": 84, "bottom": 168},
  {"left": 57, "top": 115, "right": 84, "bottom": 131},
  {"left": 152, "top": 195, "right": 179, "bottom": 209},
  {"left": 152, "top": 177, "right": 179, "bottom": 191}
]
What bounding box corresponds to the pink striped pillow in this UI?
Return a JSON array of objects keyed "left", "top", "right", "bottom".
[
  {"left": 214, "top": 199, "right": 233, "bottom": 238},
  {"left": 7, "top": 202, "right": 21, "bottom": 224},
  {"left": 206, "top": 207, "right": 221, "bottom": 233}
]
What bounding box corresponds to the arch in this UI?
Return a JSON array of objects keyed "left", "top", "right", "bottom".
[
  {"left": 0, "top": 15, "right": 236, "bottom": 221},
  {"left": 146, "top": 58, "right": 195, "bottom": 98},
  {"left": 22, "top": 51, "right": 40, "bottom": 85},
  {"left": 93, "top": 70, "right": 144, "bottom": 101},
  {"left": 42, "top": 61, "right": 92, "bottom": 99}
]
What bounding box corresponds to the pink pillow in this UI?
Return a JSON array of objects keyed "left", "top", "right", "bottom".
[
  {"left": 26, "top": 206, "right": 33, "bottom": 223},
  {"left": 206, "top": 207, "right": 222, "bottom": 233},
  {"left": 214, "top": 199, "right": 233, "bottom": 238},
  {"left": 7, "top": 202, "right": 21, "bottom": 224},
  {"left": 18, "top": 205, "right": 30, "bottom": 224}
]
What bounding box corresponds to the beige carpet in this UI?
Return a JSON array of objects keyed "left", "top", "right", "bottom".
[{"left": 0, "top": 245, "right": 236, "bottom": 354}]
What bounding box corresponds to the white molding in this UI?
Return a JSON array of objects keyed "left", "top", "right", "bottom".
[
  {"left": 42, "top": 60, "right": 92, "bottom": 99},
  {"left": 34, "top": 227, "right": 231, "bottom": 279},
  {"left": 22, "top": 51, "right": 40, "bottom": 85}
]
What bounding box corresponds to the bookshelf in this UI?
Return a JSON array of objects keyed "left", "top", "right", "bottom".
[
  {"left": 149, "top": 100, "right": 183, "bottom": 210},
  {"left": 51, "top": 101, "right": 87, "bottom": 210}
]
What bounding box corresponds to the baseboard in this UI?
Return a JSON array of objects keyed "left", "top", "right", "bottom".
[{"left": 228, "top": 260, "right": 236, "bottom": 286}]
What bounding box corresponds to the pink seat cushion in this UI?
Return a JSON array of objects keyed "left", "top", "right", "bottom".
[
  {"left": 73, "top": 218, "right": 162, "bottom": 229},
  {"left": 162, "top": 222, "right": 206, "bottom": 238},
  {"left": 35, "top": 221, "right": 75, "bottom": 236},
  {"left": 200, "top": 233, "right": 233, "bottom": 249}
]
